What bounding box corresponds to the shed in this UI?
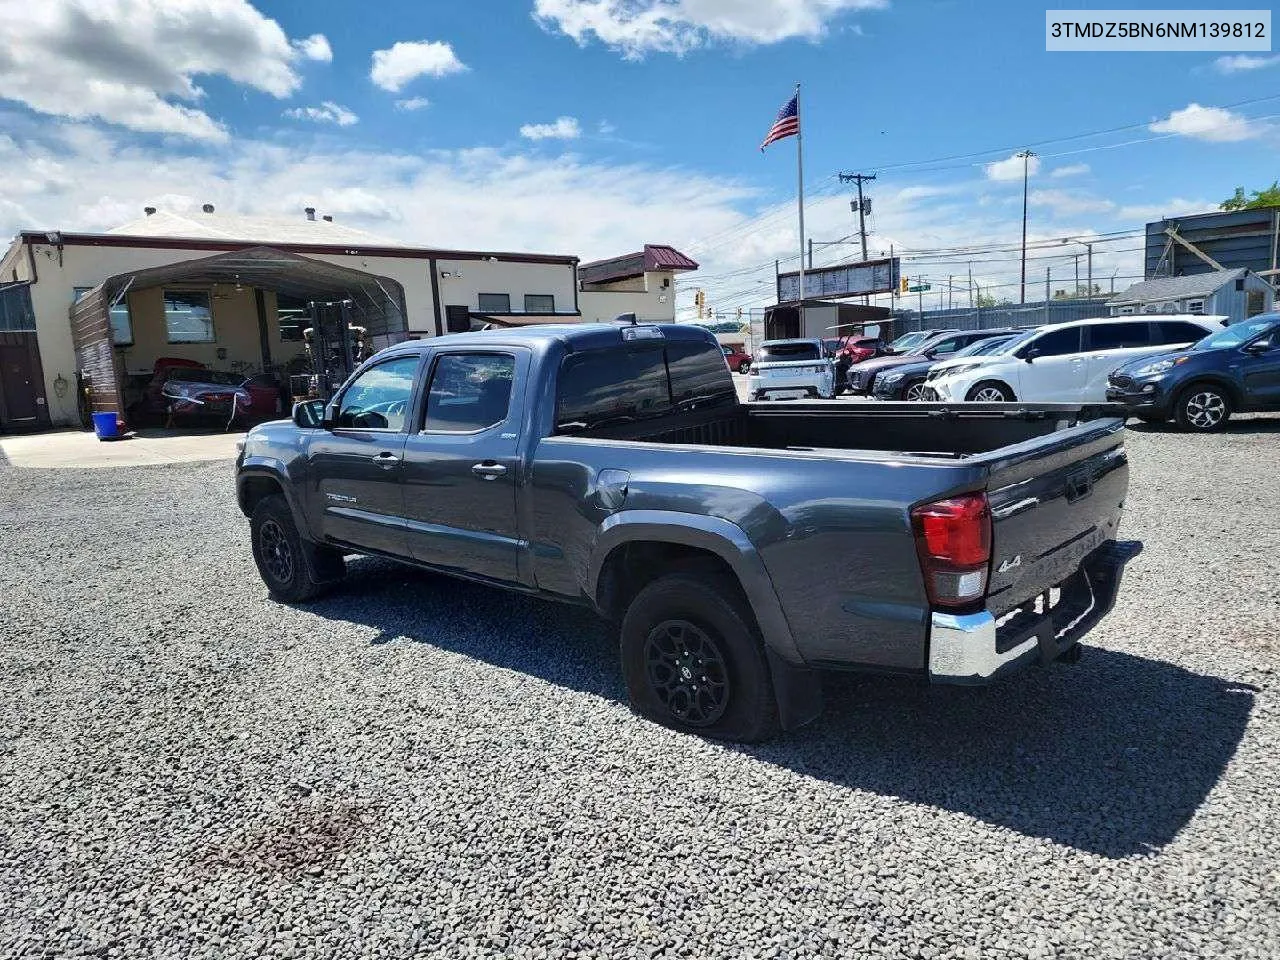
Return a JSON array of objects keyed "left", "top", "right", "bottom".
[{"left": 1107, "top": 268, "right": 1273, "bottom": 325}]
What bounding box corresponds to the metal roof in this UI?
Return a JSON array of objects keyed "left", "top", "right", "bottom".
[
  {"left": 107, "top": 209, "right": 399, "bottom": 246},
  {"left": 578, "top": 244, "right": 699, "bottom": 284},
  {"left": 1107, "top": 268, "right": 1247, "bottom": 305}
]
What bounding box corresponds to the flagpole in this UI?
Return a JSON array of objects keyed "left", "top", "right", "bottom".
[{"left": 794, "top": 81, "right": 806, "bottom": 335}]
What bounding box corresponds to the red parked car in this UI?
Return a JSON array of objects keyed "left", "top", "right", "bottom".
[
  {"left": 139, "top": 359, "right": 281, "bottom": 428},
  {"left": 721, "top": 345, "right": 753, "bottom": 373}
]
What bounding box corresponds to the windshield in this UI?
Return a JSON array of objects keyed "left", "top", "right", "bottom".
[
  {"left": 165, "top": 368, "right": 243, "bottom": 385},
  {"left": 759, "top": 342, "right": 821, "bottom": 362},
  {"left": 953, "top": 335, "right": 1016, "bottom": 358},
  {"left": 981, "top": 328, "right": 1040, "bottom": 356},
  {"left": 1192, "top": 317, "right": 1278, "bottom": 351},
  {"left": 891, "top": 332, "right": 925, "bottom": 350}
]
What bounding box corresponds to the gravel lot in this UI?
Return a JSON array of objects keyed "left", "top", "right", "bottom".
[{"left": 2, "top": 417, "right": 1278, "bottom": 959}]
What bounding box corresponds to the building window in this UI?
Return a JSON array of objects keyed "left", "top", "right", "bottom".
[
  {"left": 477, "top": 293, "right": 511, "bottom": 313},
  {"left": 72, "top": 286, "right": 93, "bottom": 304},
  {"left": 276, "top": 294, "right": 308, "bottom": 341},
  {"left": 110, "top": 300, "right": 134, "bottom": 346},
  {"left": 524, "top": 294, "right": 555, "bottom": 314},
  {"left": 164, "top": 290, "right": 215, "bottom": 343},
  {"left": 1247, "top": 290, "right": 1267, "bottom": 317},
  {"left": 1117, "top": 306, "right": 1136, "bottom": 315},
  {"left": 1185, "top": 299, "right": 1205, "bottom": 314}
]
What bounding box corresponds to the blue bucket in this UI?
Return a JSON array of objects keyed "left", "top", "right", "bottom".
[{"left": 92, "top": 412, "right": 119, "bottom": 440}]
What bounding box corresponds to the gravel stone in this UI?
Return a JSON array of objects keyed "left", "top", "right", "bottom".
[{"left": 1, "top": 416, "right": 1278, "bottom": 958}]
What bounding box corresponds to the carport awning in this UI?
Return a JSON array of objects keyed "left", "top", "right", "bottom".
[{"left": 98, "top": 246, "right": 408, "bottom": 334}]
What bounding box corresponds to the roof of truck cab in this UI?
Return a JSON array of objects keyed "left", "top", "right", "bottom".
[{"left": 387, "top": 322, "right": 718, "bottom": 354}]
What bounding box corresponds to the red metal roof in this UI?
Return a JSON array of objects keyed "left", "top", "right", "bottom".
[{"left": 579, "top": 244, "right": 699, "bottom": 285}]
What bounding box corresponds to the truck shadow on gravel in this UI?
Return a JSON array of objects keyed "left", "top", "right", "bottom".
[{"left": 313, "top": 557, "right": 1255, "bottom": 860}]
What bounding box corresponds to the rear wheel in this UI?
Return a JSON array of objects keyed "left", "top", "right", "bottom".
[
  {"left": 903, "top": 379, "right": 928, "bottom": 401},
  {"left": 1175, "top": 384, "right": 1232, "bottom": 432},
  {"left": 250, "top": 494, "right": 344, "bottom": 602},
  {"left": 620, "top": 572, "right": 777, "bottom": 743},
  {"left": 966, "top": 380, "right": 1016, "bottom": 402},
  {"left": 738, "top": 360, "right": 750, "bottom": 375}
]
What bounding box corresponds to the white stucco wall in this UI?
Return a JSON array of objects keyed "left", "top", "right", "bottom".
[{"left": 578, "top": 271, "right": 677, "bottom": 323}]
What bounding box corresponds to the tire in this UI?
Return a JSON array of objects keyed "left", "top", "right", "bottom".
[
  {"left": 903, "top": 379, "right": 928, "bottom": 402},
  {"left": 739, "top": 360, "right": 750, "bottom": 375},
  {"left": 620, "top": 572, "right": 778, "bottom": 743},
  {"left": 966, "top": 380, "right": 1016, "bottom": 402},
  {"left": 1174, "top": 383, "right": 1232, "bottom": 432},
  {"left": 250, "top": 494, "right": 344, "bottom": 602}
]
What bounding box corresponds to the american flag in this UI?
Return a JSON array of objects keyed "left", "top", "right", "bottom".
[{"left": 760, "top": 93, "right": 799, "bottom": 151}]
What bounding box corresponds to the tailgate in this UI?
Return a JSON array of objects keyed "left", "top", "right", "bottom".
[{"left": 983, "top": 420, "right": 1128, "bottom": 617}]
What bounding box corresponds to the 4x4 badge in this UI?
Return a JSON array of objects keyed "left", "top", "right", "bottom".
[{"left": 998, "top": 555, "right": 1022, "bottom": 574}]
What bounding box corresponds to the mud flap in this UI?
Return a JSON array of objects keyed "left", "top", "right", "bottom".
[{"left": 766, "top": 648, "right": 823, "bottom": 731}]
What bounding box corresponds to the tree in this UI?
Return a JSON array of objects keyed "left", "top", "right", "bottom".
[
  {"left": 976, "top": 292, "right": 997, "bottom": 308},
  {"left": 1220, "top": 181, "right": 1280, "bottom": 211}
]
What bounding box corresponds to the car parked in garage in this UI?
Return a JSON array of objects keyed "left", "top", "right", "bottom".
[
  {"left": 138, "top": 360, "right": 282, "bottom": 428},
  {"left": 872, "top": 330, "right": 1021, "bottom": 401},
  {"left": 927, "top": 316, "right": 1226, "bottom": 404},
  {"left": 1106, "top": 312, "right": 1280, "bottom": 430}
]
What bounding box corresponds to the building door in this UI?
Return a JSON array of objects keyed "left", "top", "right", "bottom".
[{"left": 0, "top": 333, "right": 49, "bottom": 431}]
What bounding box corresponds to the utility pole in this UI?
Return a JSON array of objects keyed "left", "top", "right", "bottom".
[
  {"left": 838, "top": 172, "right": 876, "bottom": 263},
  {"left": 808, "top": 238, "right": 813, "bottom": 270},
  {"left": 1074, "top": 254, "right": 1080, "bottom": 295},
  {"left": 948, "top": 274, "right": 953, "bottom": 311},
  {"left": 1045, "top": 267, "right": 1051, "bottom": 325},
  {"left": 1017, "top": 150, "right": 1036, "bottom": 304}
]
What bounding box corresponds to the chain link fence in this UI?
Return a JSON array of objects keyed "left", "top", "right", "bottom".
[{"left": 890, "top": 297, "right": 1112, "bottom": 333}]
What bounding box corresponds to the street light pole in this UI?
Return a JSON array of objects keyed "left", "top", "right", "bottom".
[{"left": 1017, "top": 149, "right": 1035, "bottom": 304}]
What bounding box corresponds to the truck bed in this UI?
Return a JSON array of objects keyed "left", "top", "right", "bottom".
[{"left": 576, "top": 401, "right": 1119, "bottom": 458}]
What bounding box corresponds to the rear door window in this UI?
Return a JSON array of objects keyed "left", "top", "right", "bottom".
[
  {"left": 1024, "top": 327, "right": 1082, "bottom": 357},
  {"left": 1087, "top": 322, "right": 1151, "bottom": 351},
  {"left": 1154, "top": 321, "right": 1211, "bottom": 345}
]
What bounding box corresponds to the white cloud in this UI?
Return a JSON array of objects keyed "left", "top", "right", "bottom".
[
  {"left": 0, "top": 0, "right": 329, "bottom": 141},
  {"left": 598, "top": 120, "right": 617, "bottom": 135},
  {"left": 283, "top": 101, "right": 358, "bottom": 126},
  {"left": 519, "top": 116, "right": 582, "bottom": 140},
  {"left": 985, "top": 152, "right": 1040, "bottom": 182},
  {"left": 1117, "top": 198, "right": 1216, "bottom": 222},
  {"left": 1213, "top": 54, "right": 1280, "bottom": 74},
  {"left": 1149, "top": 103, "right": 1261, "bottom": 143},
  {"left": 395, "top": 97, "right": 431, "bottom": 112},
  {"left": 370, "top": 40, "right": 466, "bottom": 92},
  {"left": 292, "top": 33, "right": 333, "bottom": 63},
  {"left": 1049, "top": 163, "right": 1090, "bottom": 179},
  {"left": 1028, "top": 189, "right": 1115, "bottom": 216},
  {"left": 532, "top": 0, "right": 887, "bottom": 58}
]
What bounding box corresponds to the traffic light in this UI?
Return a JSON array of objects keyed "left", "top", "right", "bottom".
[
  {"left": 694, "top": 289, "right": 706, "bottom": 318},
  {"left": 899, "top": 275, "right": 909, "bottom": 295}
]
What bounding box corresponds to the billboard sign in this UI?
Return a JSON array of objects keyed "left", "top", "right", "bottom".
[{"left": 777, "top": 257, "right": 900, "bottom": 302}]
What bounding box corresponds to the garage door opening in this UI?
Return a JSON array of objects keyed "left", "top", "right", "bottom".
[{"left": 69, "top": 246, "right": 409, "bottom": 430}]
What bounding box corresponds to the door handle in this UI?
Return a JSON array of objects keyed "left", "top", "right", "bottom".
[
  {"left": 471, "top": 462, "right": 507, "bottom": 480},
  {"left": 371, "top": 451, "right": 401, "bottom": 468}
]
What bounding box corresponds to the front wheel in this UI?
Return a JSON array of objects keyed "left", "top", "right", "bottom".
[
  {"left": 966, "top": 380, "right": 1016, "bottom": 402},
  {"left": 250, "top": 494, "right": 344, "bottom": 602},
  {"left": 620, "top": 572, "right": 778, "bottom": 742},
  {"left": 738, "top": 360, "right": 750, "bottom": 375},
  {"left": 1175, "top": 384, "right": 1232, "bottom": 432},
  {"left": 903, "top": 379, "right": 928, "bottom": 402}
]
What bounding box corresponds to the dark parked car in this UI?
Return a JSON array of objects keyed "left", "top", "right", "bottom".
[
  {"left": 1106, "top": 313, "right": 1280, "bottom": 431},
  {"left": 872, "top": 331, "right": 1020, "bottom": 401},
  {"left": 888, "top": 329, "right": 956, "bottom": 354},
  {"left": 237, "top": 322, "right": 1138, "bottom": 741},
  {"left": 845, "top": 329, "right": 1008, "bottom": 396}
]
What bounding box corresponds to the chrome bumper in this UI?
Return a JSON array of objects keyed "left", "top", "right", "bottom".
[{"left": 927, "top": 610, "right": 1036, "bottom": 683}]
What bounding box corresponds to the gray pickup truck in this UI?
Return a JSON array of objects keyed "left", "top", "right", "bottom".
[{"left": 236, "top": 322, "right": 1139, "bottom": 741}]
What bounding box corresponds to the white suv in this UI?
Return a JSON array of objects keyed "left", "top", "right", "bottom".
[
  {"left": 748, "top": 339, "right": 836, "bottom": 400},
  {"left": 927, "top": 316, "right": 1226, "bottom": 403}
]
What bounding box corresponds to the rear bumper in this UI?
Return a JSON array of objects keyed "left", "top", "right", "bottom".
[{"left": 928, "top": 539, "right": 1142, "bottom": 684}]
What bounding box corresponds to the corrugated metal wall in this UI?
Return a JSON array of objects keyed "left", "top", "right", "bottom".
[
  {"left": 70, "top": 287, "right": 125, "bottom": 416},
  {"left": 1146, "top": 207, "right": 1280, "bottom": 278},
  {"left": 890, "top": 297, "right": 1109, "bottom": 333}
]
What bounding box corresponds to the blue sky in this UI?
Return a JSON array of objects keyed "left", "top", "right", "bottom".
[{"left": 2, "top": 0, "right": 1278, "bottom": 314}]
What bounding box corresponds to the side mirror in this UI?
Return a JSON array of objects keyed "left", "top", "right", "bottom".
[
  {"left": 292, "top": 399, "right": 328, "bottom": 429},
  {"left": 1023, "top": 348, "right": 1041, "bottom": 363},
  {"left": 1244, "top": 341, "right": 1271, "bottom": 356}
]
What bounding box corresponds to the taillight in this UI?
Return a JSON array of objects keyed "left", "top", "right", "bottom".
[{"left": 911, "top": 492, "right": 992, "bottom": 608}]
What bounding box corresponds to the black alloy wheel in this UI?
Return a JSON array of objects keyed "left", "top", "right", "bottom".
[{"left": 643, "top": 619, "right": 731, "bottom": 727}]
